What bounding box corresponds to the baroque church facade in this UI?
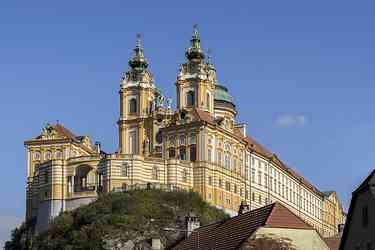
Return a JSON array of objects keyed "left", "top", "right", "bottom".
[{"left": 24, "top": 26, "right": 345, "bottom": 236}]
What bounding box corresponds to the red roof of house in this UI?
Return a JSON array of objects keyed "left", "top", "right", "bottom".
[{"left": 173, "top": 202, "right": 313, "bottom": 250}]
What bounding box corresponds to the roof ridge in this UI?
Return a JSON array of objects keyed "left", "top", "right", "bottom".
[{"left": 353, "top": 169, "right": 375, "bottom": 194}]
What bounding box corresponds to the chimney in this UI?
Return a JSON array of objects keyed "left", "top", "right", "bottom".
[
  {"left": 95, "top": 141, "right": 101, "bottom": 154},
  {"left": 238, "top": 200, "right": 251, "bottom": 215},
  {"left": 185, "top": 212, "right": 200, "bottom": 237},
  {"left": 234, "top": 123, "right": 247, "bottom": 137}
]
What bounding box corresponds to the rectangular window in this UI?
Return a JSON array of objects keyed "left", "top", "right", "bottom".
[
  {"left": 183, "top": 170, "right": 188, "bottom": 182},
  {"left": 224, "top": 154, "right": 230, "bottom": 169},
  {"left": 217, "top": 151, "right": 222, "bottom": 165},
  {"left": 219, "top": 178, "right": 222, "bottom": 188},
  {"left": 251, "top": 168, "right": 255, "bottom": 183},
  {"left": 208, "top": 148, "right": 212, "bottom": 162},
  {"left": 152, "top": 166, "right": 158, "bottom": 180},
  {"left": 190, "top": 145, "right": 196, "bottom": 161},
  {"left": 208, "top": 176, "right": 213, "bottom": 186},
  {"left": 179, "top": 147, "right": 186, "bottom": 160},
  {"left": 252, "top": 192, "right": 255, "bottom": 201},
  {"left": 234, "top": 184, "right": 237, "bottom": 194},
  {"left": 225, "top": 181, "right": 231, "bottom": 191},
  {"left": 258, "top": 194, "right": 262, "bottom": 204},
  {"left": 264, "top": 173, "right": 268, "bottom": 188},
  {"left": 258, "top": 171, "right": 262, "bottom": 186},
  {"left": 121, "top": 163, "right": 128, "bottom": 177},
  {"left": 179, "top": 135, "right": 185, "bottom": 145}
]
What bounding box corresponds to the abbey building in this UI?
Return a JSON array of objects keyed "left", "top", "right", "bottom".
[{"left": 24, "top": 27, "right": 345, "bottom": 236}]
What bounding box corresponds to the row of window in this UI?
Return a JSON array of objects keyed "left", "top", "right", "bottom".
[
  {"left": 33, "top": 151, "right": 63, "bottom": 161},
  {"left": 121, "top": 163, "right": 190, "bottom": 183},
  {"left": 207, "top": 142, "right": 323, "bottom": 219},
  {"left": 185, "top": 90, "right": 211, "bottom": 111},
  {"left": 207, "top": 168, "right": 322, "bottom": 219},
  {"left": 168, "top": 145, "right": 196, "bottom": 161},
  {"left": 167, "top": 134, "right": 196, "bottom": 146}
]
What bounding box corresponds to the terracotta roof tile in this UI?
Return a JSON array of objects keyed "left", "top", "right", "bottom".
[
  {"left": 265, "top": 202, "right": 312, "bottom": 229},
  {"left": 191, "top": 108, "right": 216, "bottom": 125},
  {"left": 173, "top": 202, "right": 314, "bottom": 250},
  {"left": 52, "top": 124, "right": 79, "bottom": 141}
]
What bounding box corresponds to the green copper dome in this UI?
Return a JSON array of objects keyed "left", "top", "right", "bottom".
[{"left": 214, "top": 84, "right": 234, "bottom": 104}]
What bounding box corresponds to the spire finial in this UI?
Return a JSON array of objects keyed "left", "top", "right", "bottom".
[
  {"left": 207, "top": 48, "right": 212, "bottom": 64},
  {"left": 185, "top": 24, "right": 205, "bottom": 61},
  {"left": 193, "top": 24, "right": 199, "bottom": 39},
  {"left": 128, "top": 33, "right": 148, "bottom": 70},
  {"left": 136, "top": 33, "right": 141, "bottom": 49}
]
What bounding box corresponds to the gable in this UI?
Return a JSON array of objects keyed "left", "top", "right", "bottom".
[
  {"left": 248, "top": 227, "right": 329, "bottom": 250},
  {"left": 265, "top": 202, "right": 312, "bottom": 230}
]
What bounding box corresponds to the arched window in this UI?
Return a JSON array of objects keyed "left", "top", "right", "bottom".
[
  {"left": 45, "top": 151, "right": 52, "bottom": 160},
  {"left": 129, "top": 98, "right": 137, "bottom": 114},
  {"left": 34, "top": 152, "right": 41, "bottom": 160},
  {"left": 55, "top": 150, "right": 62, "bottom": 159},
  {"left": 186, "top": 91, "right": 195, "bottom": 106},
  {"left": 179, "top": 146, "right": 186, "bottom": 160},
  {"left": 169, "top": 148, "right": 176, "bottom": 158}
]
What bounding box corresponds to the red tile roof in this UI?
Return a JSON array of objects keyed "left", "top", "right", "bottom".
[
  {"left": 173, "top": 202, "right": 313, "bottom": 250},
  {"left": 52, "top": 124, "right": 79, "bottom": 141}
]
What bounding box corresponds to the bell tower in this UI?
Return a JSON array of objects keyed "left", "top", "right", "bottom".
[
  {"left": 176, "top": 25, "right": 217, "bottom": 114},
  {"left": 118, "top": 34, "right": 157, "bottom": 155}
]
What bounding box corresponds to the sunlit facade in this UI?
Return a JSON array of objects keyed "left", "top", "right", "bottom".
[{"left": 25, "top": 27, "right": 345, "bottom": 236}]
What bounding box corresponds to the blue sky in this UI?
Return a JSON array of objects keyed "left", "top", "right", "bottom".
[{"left": 1, "top": 0, "right": 375, "bottom": 245}]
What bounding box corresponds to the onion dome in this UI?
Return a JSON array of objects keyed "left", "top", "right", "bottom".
[
  {"left": 214, "top": 84, "right": 236, "bottom": 110},
  {"left": 128, "top": 33, "right": 149, "bottom": 70},
  {"left": 185, "top": 25, "right": 205, "bottom": 62}
]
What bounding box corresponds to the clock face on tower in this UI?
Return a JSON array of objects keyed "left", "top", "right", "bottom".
[{"left": 156, "top": 130, "right": 163, "bottom": 144}]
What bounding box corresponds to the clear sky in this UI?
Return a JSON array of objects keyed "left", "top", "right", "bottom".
[{"left": 1, "top": 0, "right": 375, "bottom": 245}]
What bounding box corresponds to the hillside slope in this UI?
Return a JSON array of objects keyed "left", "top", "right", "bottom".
[{"left": 5, "top": 190, "right": 229, "bottom": 250}]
